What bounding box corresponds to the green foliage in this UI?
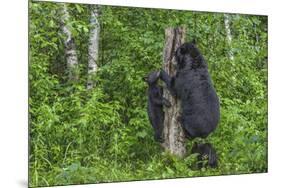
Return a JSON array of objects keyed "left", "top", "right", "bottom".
[{"left": 29, "top": 2, "right": 267, "bottom": 187}]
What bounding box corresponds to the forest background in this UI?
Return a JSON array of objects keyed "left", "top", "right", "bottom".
[{"left": 29, "top": 1, "right": 268, "bottom": 187}]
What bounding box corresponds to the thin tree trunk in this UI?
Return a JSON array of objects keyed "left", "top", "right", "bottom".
[
  {"left": 161, "top": 27, "right": 186, "bottom": 157},
  {"left": 87, "top": 5, "right": 100, "bottom": 89},
  {"left": 59, "top": 3, "right": 79, "bottom": 81},
  {"left": 224, "top": 14, "right": 234, "bottom": 61}
]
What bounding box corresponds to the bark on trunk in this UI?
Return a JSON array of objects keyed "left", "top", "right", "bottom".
[
  {"left": 161, "top": 27, "right": 187, "bottom": 157},
  {"left": 224, "top": 14, "right": 234, "bottom": 61},
  {"left": 59, "top": 3, "right": 79, "bottom": 81},
  {"left": 87, "top": 5, "right": 100, "bottom": 89}
]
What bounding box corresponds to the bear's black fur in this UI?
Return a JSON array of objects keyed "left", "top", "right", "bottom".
[
  {"left": 160, "top": 41, "right": 220, "bottom": 139},
  {"left": 191, "top": 142, "right": 218, "bottom": 168},
  {"left": 145, "top": 71, "right": 171, "bottom": 142}
]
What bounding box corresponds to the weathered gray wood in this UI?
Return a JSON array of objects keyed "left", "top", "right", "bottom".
[
  {"left": 59, "top": 3, "right": 79, "bottom": 81},
  {"left": 161, "top": 27, "right": 186, "bottom": 157},
  {"left": 87, "top": 5, "right": 100, "bottom": 89}
]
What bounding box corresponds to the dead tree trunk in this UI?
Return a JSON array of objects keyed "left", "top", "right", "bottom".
[
  {"left": 87, "top": 5, "right": 100, "bottom": 89},
  {"left": 59, "top": 3, "right": 79, "bottom": 81},
  {"left": 161, "top": 27, "right": 186, "bottom": 157}
]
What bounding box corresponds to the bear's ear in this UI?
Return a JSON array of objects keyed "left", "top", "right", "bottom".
[
  {"left": 192, "top": 142, "right": 198, "bottom": 150},
  {"left": 191, "top": 141, "right": 198, "bottom": 153},
  {"left": 180, "top": 45, "right": 188, "bottom": 54}
]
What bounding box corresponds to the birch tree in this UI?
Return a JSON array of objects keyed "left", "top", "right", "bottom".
[
  {"left": 87, "top": 5, "right": 100, "bottom": 89},
  {"left": 224, "top": 14, "right": 234, "bottom": 61},
  {"left": 59, "top": 3, "right": 79, "bottom": 81},
  {"left": 161, "top": 27, "right": 186, "bottom": 157}
]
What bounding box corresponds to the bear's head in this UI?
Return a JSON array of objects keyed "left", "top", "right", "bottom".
[
  {"left": 175, "top": 40, "right": 206, "bottom": 70},
  {"left": 144, "top": 71, "right": 160, "bottom": 86}
]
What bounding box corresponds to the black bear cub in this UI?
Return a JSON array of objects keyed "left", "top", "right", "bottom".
[
  {"left": 144, "top": 71, "right": 171, "bottom": 142},
  {"left": 191, "top": 142, "right": 218, "bottom": 168}
]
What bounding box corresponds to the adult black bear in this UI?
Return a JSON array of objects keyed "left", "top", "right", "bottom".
[
  {"left": 144, "top": 71, "right": 171, "bottom": 142},
  {"left": 160, "top": 41, "right": 220, "bottom": 139},
  {"left": 191, "top": 142, "right": 218, "bottom": 168}
]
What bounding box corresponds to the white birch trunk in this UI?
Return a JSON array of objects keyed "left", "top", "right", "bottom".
[
  {"left": 87, "top": 6, "right": 100, "bottom": 89},
  {"left": 224, "top": 14, "right": 234, "bottom": 61},
  {"left": 161, "top": 27, "right": 187, "bottom": 157},
  {"left": 60, "top": 3, "right": 79, "bottom": 81}
]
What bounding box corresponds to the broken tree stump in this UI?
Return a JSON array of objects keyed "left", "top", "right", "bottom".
[{"left": 161, "top": 27, "right": 186, "bottom": 157}]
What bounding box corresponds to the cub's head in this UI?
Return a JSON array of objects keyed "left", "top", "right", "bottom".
[
  {"left": 191, "top": 142, "right": 218, "bottom": 168},
  {"left": 144, "top": 71, "right": 160, "bottom": 85}
]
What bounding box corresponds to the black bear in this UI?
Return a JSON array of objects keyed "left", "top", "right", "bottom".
[
  {"left": 144, "top": 71, "right": 171, "bottom": 142},
  {"left": 160, "top": 41, "right": 220, "bottom": 167},
  {"left": 160, "top": 41, "right": 220, "bottom": 139},
  {"left": 191, "top": 142, "right": 218, "bottom": 168}
]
